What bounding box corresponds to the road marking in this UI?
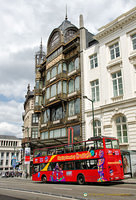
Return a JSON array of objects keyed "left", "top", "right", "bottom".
[
  {"left": 0, "top": 188, "right": 79, "bottom": 200},
  {"left": 53, "top": 187, "right": 72, "bottom": 190},
  {"left": 82, "top": 185, "right": 136, "bottom": 191}
]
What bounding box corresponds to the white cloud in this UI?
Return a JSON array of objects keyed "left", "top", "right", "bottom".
[
  {"left": 0, "top": 100, "right": 23, "bottom": 138},
  {"left": 0, "top": 122, "right": 22, "bottom": 138}
]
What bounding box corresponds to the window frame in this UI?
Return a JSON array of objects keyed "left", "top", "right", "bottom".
[
  {"left": 94, "top": 120, "right": 101, "bottom": 137},
  {"left": 116, "top": 116, "right": 128, "bottom": 144},
  {"left": 131, "top": 33, "right": 136, "bottom": 50},
  {"left": 68, "top": 98, "right": 80, "bottom": 117},
  {"left": 91, "top": 79, "right": 99, "bottom": 102},
  {"left": 89, "top": 53, "right": 98, "bottom": 69},
  {"left": 112, "top": 71, "right": 123, "bottom": 97},
  {"left": 109, "top": 42, "right": 120, "bottom": 60}
]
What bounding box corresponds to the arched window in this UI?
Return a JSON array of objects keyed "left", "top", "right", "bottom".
[
  {"left": 116, "top": 116, "right": 128, "bottom": 143},
  {"left": 94, "top": 120, "right": 101, "bottom": 137}
]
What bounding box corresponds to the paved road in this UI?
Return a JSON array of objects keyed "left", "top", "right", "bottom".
[{"left": 0, "top": 178, "right": 136, "bottom": 200}]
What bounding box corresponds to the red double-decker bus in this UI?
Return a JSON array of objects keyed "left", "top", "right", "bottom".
[{"left": 32, "top": 136, "right": 124, "bottom": 184}]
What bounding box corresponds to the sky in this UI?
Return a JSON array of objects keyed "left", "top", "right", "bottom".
[{"left": 0, "top": 0, "right": 136, "bottom": 138}]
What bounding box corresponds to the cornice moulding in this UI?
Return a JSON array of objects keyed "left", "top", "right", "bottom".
[{"left": 94, "top": 9, "right": 136, "bottom": 40}]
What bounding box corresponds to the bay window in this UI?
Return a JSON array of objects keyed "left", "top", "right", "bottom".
[
  {"left": 57, "top": 81, "right": 61, "bottom": 94},
  {"left": 41, "top": 132, "right": 48, "bottom": 139},
  {"left": 47, "top": 71, "right": 50, "bottom": 81},
  {"left": 51, "top": 105, "right": 65, "bottom": 121},
  {"left": 75, "top": 57, "right": 79, "bottom": 70},
  {"left": 69, "top": 79, "right": 74, "bottom": 93},
  {"left": 49, "top": 128, "right": 66, "bottom": 139},
  {"left": 46, "top": 87, "right": 50, "bottom": 99},
  {"left": 68, "top": 76, "right": 80, "bottom": 94},
  {"left": 43, "top": 109, "right": 50, "bottom": 123},
  {"left": 51, "top": 66, "right": 57, "bottom": 78},
  {"left": 31, "top": 128, "right": 38, "bottom": 139},
  {"left": 63, "top": 63, "right": 67, "bottom": 73},
  {"left": 68, "top": 98, "right": 80, "bottom": 116},
  {"left": 58, "top": 63, "right": 62, "bottom": 74},
  {"left": 63, "top": 81, "right": 67, "bottom": 93},
  {"left": 51, "top": 84, "right": 56, "bottom": 97}
]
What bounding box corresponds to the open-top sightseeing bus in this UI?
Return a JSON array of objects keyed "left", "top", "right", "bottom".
[{"left": 32, "top": 136, "right": 124, "bottom": 184}]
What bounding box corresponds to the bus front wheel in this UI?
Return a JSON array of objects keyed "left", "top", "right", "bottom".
[
  {"left": 42, "top": 175, "right": 47, "bottom": 183},
  {"left": 77, "top": 174, "right": 85, "bottom": 185}
]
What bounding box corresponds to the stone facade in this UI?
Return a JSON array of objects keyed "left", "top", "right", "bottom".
[
  {"left": 0, "top": 135, "right": 22, "bottom": 172},
  {"left": 83, "top": 7, "right": 136, "bottom": 150}
]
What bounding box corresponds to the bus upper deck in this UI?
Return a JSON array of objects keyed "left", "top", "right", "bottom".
[{"left": 33, "top": 136, "right": 119, "bottom": 158}]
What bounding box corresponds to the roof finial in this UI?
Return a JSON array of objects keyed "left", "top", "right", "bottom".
[
  {"left": 40, "top": 37, "right": 43, "bottom": 53},
  {"left": 65, "top": 5, "right": 68, "bottom": 20},
  {"left": 27, "top": 84, "right": 30, "bottom": 94}
]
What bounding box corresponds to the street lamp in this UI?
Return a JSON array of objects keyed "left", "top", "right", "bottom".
[
  {"left": 83, "top": 96, "right": 95, "bottom": 137},
  {"left": 22, "top": 126, "right": 30, "bottom": 178}
]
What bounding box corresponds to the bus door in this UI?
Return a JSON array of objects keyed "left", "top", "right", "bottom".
[
  {"left": 105, "top": 139, "right": 123, "bottom": 180},
  {"left": 121, "top": 151, "right": 132, "bottom": 177}
]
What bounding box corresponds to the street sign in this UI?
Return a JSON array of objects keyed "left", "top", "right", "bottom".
[
  {"left": 11, "top": 156, "right": 17, "bottom": 168},
  {"left": 25, "top": 147, "right": 30, "bottom": 164}
]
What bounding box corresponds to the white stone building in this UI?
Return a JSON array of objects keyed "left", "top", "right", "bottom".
[
  {"left": 0, "top": 135, "right": 22, "bottom": 173},
  {"left": 83, "top": 7, "right": 136, "bottom": 151}
]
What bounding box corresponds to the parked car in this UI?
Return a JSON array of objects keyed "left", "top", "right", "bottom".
[
  {"left": 1, "top": 172, "right": 8, "bottom": 178},
  {"left": 9, "top": 171, "right": 15, "bottom": 177}
]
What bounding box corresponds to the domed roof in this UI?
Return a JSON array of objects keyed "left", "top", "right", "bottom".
[
  {"left": 47, "top": 17, "right": 78, "bottom": 54},
  {"left": 58, "top": 18, "right": 78, "bottom": 34}
]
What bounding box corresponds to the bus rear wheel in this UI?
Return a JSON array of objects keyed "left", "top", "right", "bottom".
[
  {"left": 42, "top": 175, "right": 47, "bottom": 183},
  {"left": 77, "top": 174, "right": 85, "bottom": 185}
]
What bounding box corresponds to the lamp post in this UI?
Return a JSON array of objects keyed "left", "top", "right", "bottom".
[
  {"left": 22, "top": 126, "right": 30, "bottom": 178},
  {"left": 83, "top": 96, "right": 95, "bottom": 137}
]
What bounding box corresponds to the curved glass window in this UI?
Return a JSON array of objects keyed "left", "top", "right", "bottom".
[
  {"left": 68, "top": 98, "right": 80, "bottom": 116},
  {"left": 68, "top": 79, "right": 74, "bottom": 93},
  {"left": 58, "top": 63, "right": 62, "bottom": 74},
  {"left": 51, "top": 66, "right": 57, "bottom": 78},
  {"left": 65, "top": 30, "right": 76, "bottom": 42},
  {"left": 41, "top": 132, "right": 48, "bottom": 139},
  {"left": 68, "top": 100, "right": 75, "bottom": 116},
  {"left": 75, "top": 57, "right": 79, "bottom": 69},
  {"left": 36, "top": 80, "right": 42, "bottom": 89},
  {"left": 49, "top": 128, "right": 66, "bottom": 139},
  {"left": 50, "top": 131, "right": 53, "bottom": 138},
  {"left": 63, "top": 63, "right": 67, "bottom": 73},
  {"left": 62, "top": 128, "right": 66, "bottom": 137},
  {"left": 75, "top": 76, "right": 80, "bottom": 91},
  {"left": 75, "top": 98, "right": 80, "bottom": 114},
  {"left": 46, "top": 88, "right": 50, "bottom": 99},
  {"left": 63, "top": 81, "right": 67, "bottom": 94},
  {"left": 49, "top": 32, "right": 60, "bottom": 50},
  {"left": 68, "top": 61, "right": 74, "bottom": 73},
  {"left": 35, "top": 96, "right": 39, "bottom": 105},
  {"left": 57, "top": 81, "right": 61, "bottom": 94},
  {"left": 47, "top": 71, "right": 50, "bottom": 81},
  {"left": 43, "top": 109, "right": 50, "bottom": 123},
  {"left": 51, "top": 84, "right": 56, "bottom": 97}
]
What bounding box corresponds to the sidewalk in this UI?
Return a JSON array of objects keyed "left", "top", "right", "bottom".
[
  {"left": 122, "top": 177, "right": 136, "bottom": 184},
  {"left": 12, "top": 176, "right": 32, "bottom": 181}
]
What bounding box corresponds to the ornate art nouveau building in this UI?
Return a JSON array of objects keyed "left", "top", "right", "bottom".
[{"left": 31, "top": 15, "right": 95, "bottom": 148}]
